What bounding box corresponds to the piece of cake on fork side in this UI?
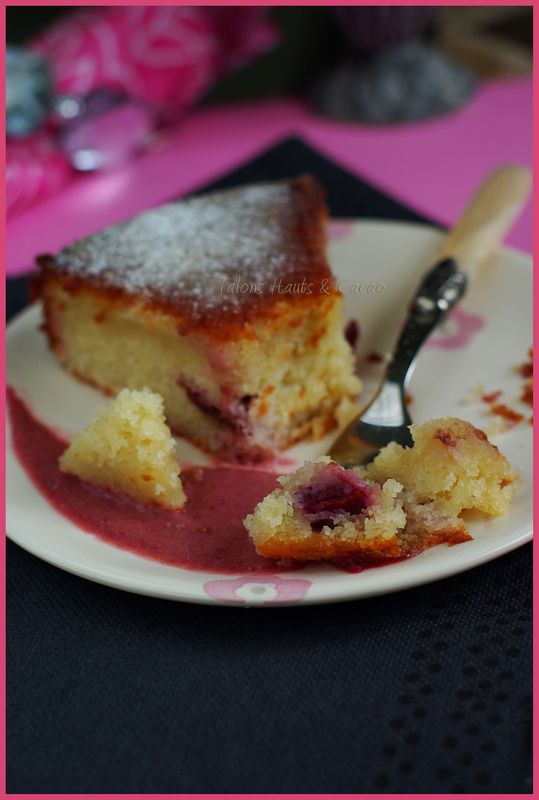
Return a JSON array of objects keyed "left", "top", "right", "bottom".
[
  {"left": 244, "top": 418, "right": 516, "bottom": 562},
  {"left": 37, "top": 176, "right": 362, "bottom": 462}
]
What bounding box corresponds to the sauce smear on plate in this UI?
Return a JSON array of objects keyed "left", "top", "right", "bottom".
[
  {"left": 8, "top": 387, "right": 404, "bottom": 575},
  {"left": 8, "top": 387, "right": 291, "bottom": 573}
]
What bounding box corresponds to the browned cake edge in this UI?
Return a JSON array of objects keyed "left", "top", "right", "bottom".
[{"left": 35, "top": 174, "right": 339, "bottom": 341}]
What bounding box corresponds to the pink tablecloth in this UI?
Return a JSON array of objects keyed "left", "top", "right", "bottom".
[{"left": 6, "top": 78, "right": 532, "bottom": 276}]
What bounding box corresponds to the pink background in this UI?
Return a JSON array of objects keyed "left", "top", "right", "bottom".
[{"left": 6, "top": 78, "right": 532, "bottom": 276}]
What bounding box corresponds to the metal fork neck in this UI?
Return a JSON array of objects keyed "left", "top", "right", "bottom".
[{"left": 386, "top": 257, "right": 467, "bottom": 386}]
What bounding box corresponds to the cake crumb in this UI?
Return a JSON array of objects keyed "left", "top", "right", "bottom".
[
  {"left": 482, "top": 390, "right": 502, "bottom": 404},
  {"left": 366, "top": 351, "right": 382, "bottom": 363},
  {"left": 462, "top": 384, "right": 485, "bottom": 405},
  {"left": 521, "top": 382, "right": 532, "bottom": 407},
  {"left": 59, "top": 388, "right": 185, "bottom": 509},
  {"left": 490, "top": 404, "right": 524, "bottom": 427}
]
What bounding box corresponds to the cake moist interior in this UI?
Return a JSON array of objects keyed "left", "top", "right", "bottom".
[{"left": 295, "top": 462, "right": 377, "bottom": 529}]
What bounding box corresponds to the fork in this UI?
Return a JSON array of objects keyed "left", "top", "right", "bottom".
[{"left": 329, "top": 165, "right": 532, "bottom": 467}]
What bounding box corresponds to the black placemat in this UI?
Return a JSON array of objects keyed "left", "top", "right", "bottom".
[{"left": 7, "top": 138, "right": 532, "bottom": 794}]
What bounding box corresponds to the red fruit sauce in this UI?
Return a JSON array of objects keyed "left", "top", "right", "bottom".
[{"left": 7, "top": 388, "right": 404, "bottom": 575}]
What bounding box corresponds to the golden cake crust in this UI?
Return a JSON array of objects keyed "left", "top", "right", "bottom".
[{"left": 36, "top": 175, "right": 337, "bottom": 342}]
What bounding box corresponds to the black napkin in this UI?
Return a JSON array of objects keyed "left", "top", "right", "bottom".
[{"left": 7, "top": 138, "right": 531, "bottom": 794}]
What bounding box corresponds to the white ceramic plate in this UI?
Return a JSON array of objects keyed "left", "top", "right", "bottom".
[{"left": 6, "top": 220, "right": 533, "bottom": 606}]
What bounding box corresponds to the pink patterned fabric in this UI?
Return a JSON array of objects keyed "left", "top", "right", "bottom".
[
  {"left": 7, "top": 8, "right": 278, "bottom": 218},
  {"left": 6, "top": 131, "right": 72, "bottom": 218},
  {"left": 31, "top": 7, "right": 278, "bottom": 110}
]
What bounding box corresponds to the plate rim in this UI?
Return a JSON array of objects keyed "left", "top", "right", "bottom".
[
  {"left": 6, "top": 218, "right": 533, "bottom": 606},
  {"left": 6, "top": 519, "right": 532, "bottom": 607}
]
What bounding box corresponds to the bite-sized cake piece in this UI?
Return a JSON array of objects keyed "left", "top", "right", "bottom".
[
  {"left": 59, "top": 388, "right": 185, "bottom": 509},
  {"left": 244, "top": 456, "right": 471, "bottom": 561},
  {"left": 244, "top": 457, "right": 407, "bottom": 560},
  {"left": 364, "top": 417, "right": 516, "bottom": 517},
  {"left": 37, "top": 175, "right": 361, "bottom": 462}
]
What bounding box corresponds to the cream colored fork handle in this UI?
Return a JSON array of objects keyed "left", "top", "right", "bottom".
[{"left": 437, "top": 165, "right": 531, "bottom": 276}]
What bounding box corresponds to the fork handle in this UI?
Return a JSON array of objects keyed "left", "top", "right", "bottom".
[
  {"left": 436, "top": 165, "right": 531, "bottom": 276},
  {"left": 386, "top": 165, "right": 530, "bottom": 385}
]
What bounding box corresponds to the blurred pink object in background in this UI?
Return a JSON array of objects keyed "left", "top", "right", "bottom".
[
  {"left": 59, "top": 90, "right": 154, "bottom": 172},
  {"left": 31, "top": 7, "right": 278, "bottom": 114},
  {"left": 7, "top": 7, "right": 278, "bottom": 218},
  {"left": 6, "top": 131, "right": 72, "bottom": 218}
]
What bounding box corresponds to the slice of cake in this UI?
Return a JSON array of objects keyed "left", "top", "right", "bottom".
[
  {"left": 59, "top": 388, "right": 185, "bottom": 509},
  {"left": 37, "top": 175, "right": 362, "bottom": 462},
  {"left": 364, "top": 417, "right": 516, "bottom": 516}
]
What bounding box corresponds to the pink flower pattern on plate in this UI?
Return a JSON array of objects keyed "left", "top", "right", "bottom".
[
  {"left": 203, "top": 575, "right": 312, "bottom": 605},
  {"left": 329, "top": 220, "right": 355, "bottom": 241},
  {"left": 426, "top": 307, "right": 485, "bottom": 350}
]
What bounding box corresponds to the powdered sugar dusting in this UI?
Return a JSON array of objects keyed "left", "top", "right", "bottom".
[{"left": 54, "top": 181, "right": 314, "bottom": 313}]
